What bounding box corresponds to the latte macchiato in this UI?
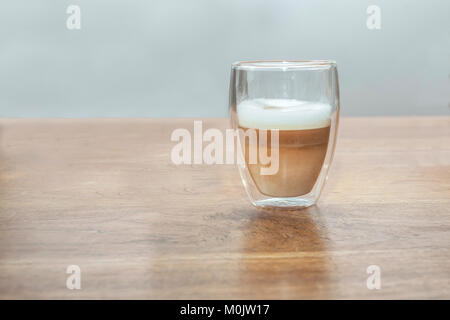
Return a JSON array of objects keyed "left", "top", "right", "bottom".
[{"left": 237, "top": 99, "right": 331, "bottom": 198}]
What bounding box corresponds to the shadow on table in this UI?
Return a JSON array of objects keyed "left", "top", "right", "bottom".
[{"left": 238, "top": 205, "right": 333, "bottom": 298}]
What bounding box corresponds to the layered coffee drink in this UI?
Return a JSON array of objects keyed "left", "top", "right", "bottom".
[{"left": 237, "top": 98, "right": 331, "bottom": 198}]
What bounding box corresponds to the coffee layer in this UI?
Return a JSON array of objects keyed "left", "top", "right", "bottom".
[{"left": 241, "top": 126, "right": 330, "bottom": 197}]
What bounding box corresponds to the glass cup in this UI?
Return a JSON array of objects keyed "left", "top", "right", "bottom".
[{"left": 229, "top": 60, "right": 340, "bottom": 209}]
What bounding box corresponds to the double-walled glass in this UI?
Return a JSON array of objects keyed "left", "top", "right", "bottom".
[{"left": 229, "top": 60, "right": 339, "bottom": 209}]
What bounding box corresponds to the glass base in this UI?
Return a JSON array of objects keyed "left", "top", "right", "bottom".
[{"left": 253, "top": 197, "right": 316, "bottom": 210}]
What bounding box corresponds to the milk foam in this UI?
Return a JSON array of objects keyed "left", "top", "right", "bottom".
[{"left": 237, "top": 99, "right": 332, "bottom": 130}]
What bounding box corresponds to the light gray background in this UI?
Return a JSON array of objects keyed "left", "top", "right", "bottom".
[{"left": 0, "top": 0, "right": 449, "bottom": 117}]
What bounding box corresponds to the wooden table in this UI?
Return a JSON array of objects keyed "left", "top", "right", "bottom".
[{"left": 0, "top": 117, "right": 449, "bottom": 299}]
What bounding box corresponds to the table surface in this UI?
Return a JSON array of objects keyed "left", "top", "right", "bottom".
[{"left": 0, "top": 117, "right": 449, "bottom": 299}]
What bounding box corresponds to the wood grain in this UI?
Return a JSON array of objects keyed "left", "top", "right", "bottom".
[{"left": 0, "top": 117, "right": 449, "bottom": 299}]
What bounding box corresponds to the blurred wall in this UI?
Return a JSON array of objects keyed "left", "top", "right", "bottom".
[{"left": 0, "top": 0, "right": 448, "bottom": 117}]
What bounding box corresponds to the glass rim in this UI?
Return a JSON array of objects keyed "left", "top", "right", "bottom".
[{"left": 231, "top": 60, "right": 336, "bottom": 71}]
